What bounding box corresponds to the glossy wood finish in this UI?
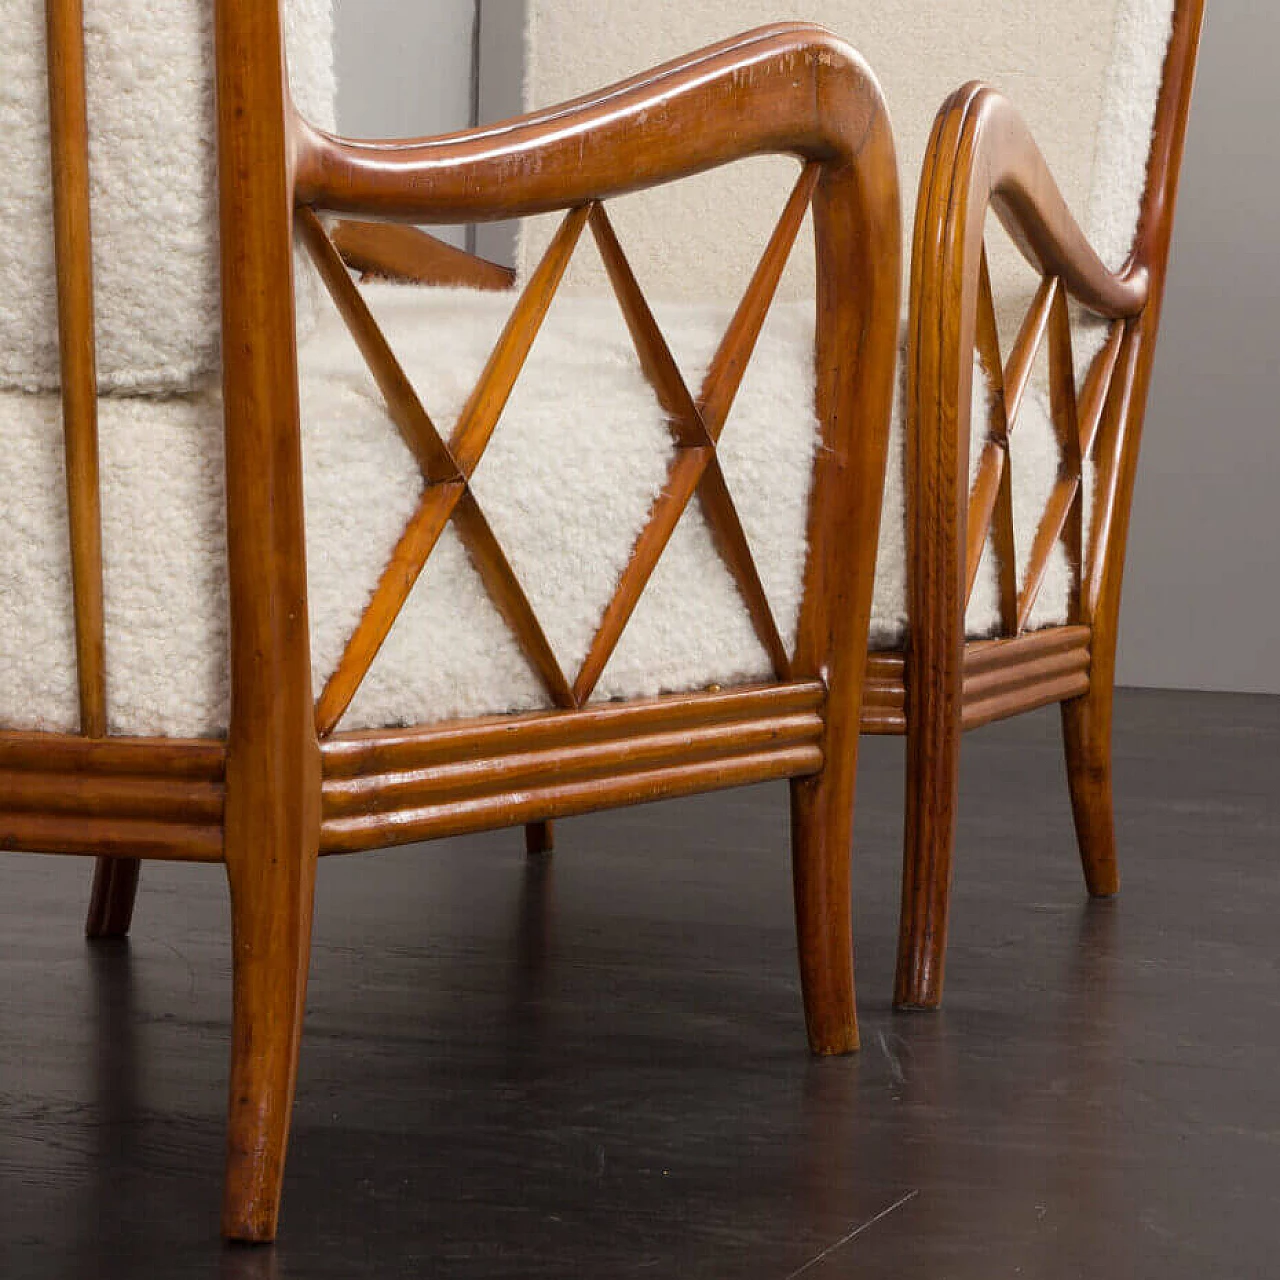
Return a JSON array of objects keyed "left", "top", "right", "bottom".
[
  {"left": 293, "top": 22, "right": 899, "bottom": 1066},
  {"left": 19, "top": 6, "right": 899, "bottom": 1242},
  {"left": 330, "top": 218, "right": 516, "bottom": 289},
  {"left": 861, "top": 627, "right": 1090, "bottom": 736},
  {"left": 892, "top": 0, "right": 1205, "bottom": 1008},
  {"left": 46, "top": 0, "right": 138, "bottom": 937},
  {"left": 790, "top": 122, "right": 899, "bottom": 1054},
  {"left": 214, "top": 0, "right": 322, "bottom": 1242},
  {"left": 45, "top": 0, "right": 106, "bottom": 742},
  {"left": 320, "top": 682, "right": 827, "bottom": 853},
  {"left": 5, "top": 689, "right": 1277, "bottom": 1276},
  {"left": 1064, "top": 1, "right": 1205, "bottom": 908},
  {"left": 0, "top": 733, "right": 224, "bottom": 861},
  {"left": 293, "top": 24, "right": 889, "bottom": 224}
]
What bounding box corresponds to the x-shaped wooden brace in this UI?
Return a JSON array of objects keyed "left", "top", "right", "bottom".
[
  {"left": 574, "top": 165, "right": 821, "bottom": 703},
  {"left": 299, "top": 161, "right": 818, "bottom": 734},
  {"left": 301, "top": 205, "right": 584, "bottom": 735},
  {"left": 964, "top": 246, "right": 1132, "bottom": 636}
]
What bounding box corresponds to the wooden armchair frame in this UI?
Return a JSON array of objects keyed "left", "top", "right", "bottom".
[
  {"left": 21, "top": 3, "right": 899, "bottom": 1242},
  {"left": 889, "top": 0, "right": 1205, "bottom": 1007}
]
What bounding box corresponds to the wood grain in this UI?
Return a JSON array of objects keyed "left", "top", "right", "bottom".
[
  {"left": 47, "top": 0, "right": 139, "bottom": 937},
  {"left": 1063, "top": 0, "right": 1206, "bottom": 901},
  {"left": 294, "top": 26, "right": 884, "bottom": 225},
  {"left": 215, "top": 0, "right": 322, "bottom": 1242},
  {"left": 789, "top": 109, "right": 900, "bottom": 1055},
  {"left": 896, "top": 0, "right": 1206, "bottom": 1008},
  {"left": 330, "top": 219, "right": 515, "bottom": 289},
  {"left": 45, "top": 0, "right": 105, "bottom": 739}
]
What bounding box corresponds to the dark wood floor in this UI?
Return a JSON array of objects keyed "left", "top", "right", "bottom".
[{"left": 1, "top": 688, "right": 1277, "bottom": 1278}]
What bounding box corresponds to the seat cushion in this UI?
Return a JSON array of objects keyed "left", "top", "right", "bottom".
[
  {"left": 0, "top": 0, "right": 334, "bottom": 394},
  {"left": 0, "top": 280, "right": 1065, "bottom": 738}
]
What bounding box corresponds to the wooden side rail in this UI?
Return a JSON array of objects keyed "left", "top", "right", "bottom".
[
  {"left": 907, "top": 84, "right": 1160, "bottom": 682},
  {"left": 320, "top": 682, "right": 826, "bottom": 854},
  {"left": 285, "top": 19, "right": 898, "bottom": 1072}
]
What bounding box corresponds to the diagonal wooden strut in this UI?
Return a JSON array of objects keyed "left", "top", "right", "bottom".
[
  {"left": 588, "top": 204, "right": 792, "bottom": 680},
  {"left": 700, "top": 163, "right": 822, "bottom": 438},
  {"left": 1018, "top": 291, "right": 1113, "bottom": 632},
  {"left": 297, "top": 208, "right": 458, "bottom": 483},
  {"left": 1003, "top": 275, "right": 1058, "bottom": 427},
  {"left": 967, "top": 254, "right": 1131, "bottom": 638},
  {"left": 450, "top": 491, "right": 574, "bottom": 709},
  {"left": 308, "top": 207, "right": 587, "bottom": 734},
  {"left": 1083, "top": 322, "right": 1138, "bottom": 618},
  {"left": 572, "top": 170, "right": 817, "bottom": 703},
  {"left": 964, "top": 249, "right": 1018, "bottom": 631},
  {"left": 315, "top": 480, "right": 464, "bottom": 736},
  {"left": 571, "top": 444, "right": 715, "bottom": 705}
]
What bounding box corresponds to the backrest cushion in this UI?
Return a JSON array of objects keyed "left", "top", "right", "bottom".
[
  {"left": 516, "top": 0, "right": 1175, "bottom": 309},
  {"left": 0, "top": 0, "right": 335, "bottom": 394}
]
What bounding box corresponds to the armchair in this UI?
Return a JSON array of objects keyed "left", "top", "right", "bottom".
[
  {"left": 3, "top": 1, "right": 897, "bottom": 1242},
  {"left": 514, "top": 0, "right": 1204, "bottom": 1006}
]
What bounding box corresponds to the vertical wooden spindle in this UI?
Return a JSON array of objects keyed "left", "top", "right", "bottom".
[
  {"left": 47, "top": 0, "right": 138, "bottom": 935},
  {"left": 46, "top": 0, "right": 107, "bottom": 737}
]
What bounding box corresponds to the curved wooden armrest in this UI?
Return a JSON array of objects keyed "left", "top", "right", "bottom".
[
  {"left": 913, "top": 83, "right": 1150, "bottom": 322},
  {"left": 906, "top": 82, "right": 1156, "bottom": 680},
  {"left": 293, "top": 23, "right": 888, "bottom": 222}
]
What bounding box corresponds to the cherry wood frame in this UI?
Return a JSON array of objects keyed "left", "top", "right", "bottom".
[
  {"left": 890, "top": 0, "right": 1206, "bottom": 1008},
  {"left": 328, "top": 0, "right": 1206, "bottom": 1015},
  {"left": 18, "top": 5, "right": 899, "bottom": 1242}
]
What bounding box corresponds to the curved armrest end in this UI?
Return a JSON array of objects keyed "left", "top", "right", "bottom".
[{"left": 916, "top": 83, "right": 1149, "bottom": 321}]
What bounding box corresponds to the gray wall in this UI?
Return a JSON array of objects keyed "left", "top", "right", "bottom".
[
  {"left": 333, "top": 0, "right": 477, "bottom": 248},
  {"left": 337, "top": 4, "right": 1280, "bottom": 694},
  {"left": 1117, "top": 6, "right": 1280, "bottom": 694}
]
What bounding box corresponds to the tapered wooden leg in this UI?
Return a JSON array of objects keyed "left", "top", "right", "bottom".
[
  {"left": 790, "top": 763, "right": 858, "bottom": 1056},
  {"left": 222, "top": 831, "right": 319, "bottom": 1243},
  {"left": 85, "top": 857, "right": 141, "bottom": 939},
  {"left": 783, "top": 142, "right": 899, "bottom": 1056},
  {"left": 895, "top": 713, "right": 962, "bottom": 1009},
  {"left": 1061, "top": 682, "right": 1120, "bottom": 897},
  {"left": 214, "top": 0, "right": 321, "bottom": 1241},
  {"left": 524, "top": 820, "right": 554, "bottom": 856},
  {"left": 894, "top": 626, "right": 965, "bottom": 1010}
]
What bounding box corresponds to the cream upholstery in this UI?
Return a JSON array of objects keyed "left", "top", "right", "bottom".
[
  {"left": 0, "top": 3, "right": 1176, "bottom": 737},
  {"left": 519, "top": 0, "right": 1173, "bottom": 304},
  {"left": 519, "top": 0, "right": 1177, "bottom": 649},
  {"left": 0, "top": 0, "right": 334, "bottom": 393}
]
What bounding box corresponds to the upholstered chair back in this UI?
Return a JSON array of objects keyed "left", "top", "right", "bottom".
[
  {"left": 516, "top": 0, "right": 1178, "bottom": 654},
  {"left": 0, "top": 0, "right": 335, "bottom": 393},
  {"left": 518, "top": 1, "right": 1176, "bottom": 313}
]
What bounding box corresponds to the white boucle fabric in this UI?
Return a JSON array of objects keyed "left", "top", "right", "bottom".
[
  {"left": 519, "top": 0, "right": 1175, "bottom": 647},
  {"left": 0, "top": 0, "right": 335, "bottom": 394},
  {"left": 0, "top": 282, "right": 1124, "bottom": 739},
  {"left": 518, "top": 0, "right": 1174, "bottom": 311},
  {"left": 0, "top": 2, "right": 1175, "bottom": 737},
  {"left": 0, "top": 280, "right": 818, "bottom": 737}
]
